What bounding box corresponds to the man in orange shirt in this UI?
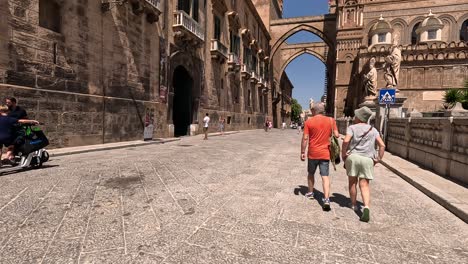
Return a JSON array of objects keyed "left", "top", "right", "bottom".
[{"left": 300, "top": 103, "right": 339, "bottom": 211}]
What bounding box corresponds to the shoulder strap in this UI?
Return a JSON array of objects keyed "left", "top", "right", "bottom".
[
  {"left": 348, "top": 125, "right": 373, "bottom": 153},
  {"left": 330, "top": 118, "right": 334, "bottom": 137}
]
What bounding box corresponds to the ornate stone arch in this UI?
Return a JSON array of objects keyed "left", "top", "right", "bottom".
[
  {"left": 270, "top": 24, "right": 333, "bottom": 61},
  {"left": 390, "top": 18, "right": 409, "bottom": 45},
  {"left": 407, "top": 16, "right": 426, "bottom": 44},
  {"left": 280, "top": 50, "right": 326, "bottom": 75},
  {"left": 438, "top": 14, "right": 457, "bottom": 43}
]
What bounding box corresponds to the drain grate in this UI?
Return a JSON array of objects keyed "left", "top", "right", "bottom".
[{"left": 177, "top": 144, "right": 193, "bottom": 147}]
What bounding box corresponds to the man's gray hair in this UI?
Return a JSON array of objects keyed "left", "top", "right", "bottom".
[{"left": 311, "top": 102, "right": 325, "bottom": 114}]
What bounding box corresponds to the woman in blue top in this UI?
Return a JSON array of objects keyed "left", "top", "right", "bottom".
[{"left": 0, "top": 105, "right": 39, "bottom": 164}]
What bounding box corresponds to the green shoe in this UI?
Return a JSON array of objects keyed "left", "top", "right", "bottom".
[{"left": 360, "top": 208, "right": 370, "bottom": 222}]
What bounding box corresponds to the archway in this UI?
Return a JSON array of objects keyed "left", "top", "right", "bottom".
[
  {"left": 172, "top": 66, "right": 193, "bottom": 137},
  {"left": 283, "top": 53, "right": 327, "bottom": 115}
]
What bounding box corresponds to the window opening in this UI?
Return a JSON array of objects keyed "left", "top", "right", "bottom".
[{"left": 39, "top": 0, "right": 61, "bottom": 33}]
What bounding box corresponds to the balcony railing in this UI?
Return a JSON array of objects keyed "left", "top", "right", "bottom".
[
  {"left": 210, "top": 40, "right": 228, "bottom": 59},
  {"left": 144, "top": 0, "right": 162, "bottom": 13},
  {"left": 250, "top": 71, "right": 258, "bottom": 83},
  {"left": 228, "top": 53, "right": 240, "bottom": 65},
  {"left": 173, "top": 11, "right": 205, "bottom": 41},
  {"left": 241, "top": 64, "right": 251, "bottom": 79}
]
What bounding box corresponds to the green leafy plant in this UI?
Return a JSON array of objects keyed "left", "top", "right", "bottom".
[{"left": 443, "top": 88, "right": 462, "bottom": 108}]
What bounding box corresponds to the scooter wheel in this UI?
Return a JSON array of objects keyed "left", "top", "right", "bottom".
[{"left": 41, "top": 151, "right": 49, "bottom": 162}]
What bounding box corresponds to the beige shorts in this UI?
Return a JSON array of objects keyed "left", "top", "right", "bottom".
[{"left": 345, "top": 154, "right": 374, "bottom": 180}]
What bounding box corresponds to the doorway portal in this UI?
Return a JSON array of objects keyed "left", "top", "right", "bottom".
[{"left": 172, "top": 66, "right": 193, "bottom": 137}]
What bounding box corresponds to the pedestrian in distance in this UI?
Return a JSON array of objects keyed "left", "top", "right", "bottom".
[
  {"left": 341, "top": 106, "right": 385, "bottom": 222},
  {"left": 297, "top": 122, "right": 302, "bottom": 134},
  {"left": 301, "top": 103, "right": 339, "bottom": 211},
  {"left": 218, "top": 117, "right": 225, "bottom": 136},
  {"left": 203, "top": 113, "right": 210, "bottom": 140},
  {"left": 264, "top": 119, "right": 269, "bottom": 132}
]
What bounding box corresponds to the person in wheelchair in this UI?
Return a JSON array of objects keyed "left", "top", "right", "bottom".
[{"left": 0, "top": 105, "right": 39, "bottom": 165}]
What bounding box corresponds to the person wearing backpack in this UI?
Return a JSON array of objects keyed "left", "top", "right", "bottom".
[
  {"left": 341, "top": 106, "right": 385, "bottom": 222},
  {"left": 300, "top": 103, "right": 339, "bottom": 211}
]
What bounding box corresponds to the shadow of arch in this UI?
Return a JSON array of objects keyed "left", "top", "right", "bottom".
[{"left": 280, "top": 49, "right": 326, "bottom": 75}]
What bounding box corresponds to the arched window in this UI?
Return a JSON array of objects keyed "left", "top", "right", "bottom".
[
  {"left": 411, "top": 22, "right": 421, "bottom": 45},
  {"left": 461, "top": 20, "right": 468, "bottom": 42}
]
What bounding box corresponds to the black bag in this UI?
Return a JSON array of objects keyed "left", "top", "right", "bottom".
[{"left": 16, "top": 128, "right": 49, "bottom": 155}]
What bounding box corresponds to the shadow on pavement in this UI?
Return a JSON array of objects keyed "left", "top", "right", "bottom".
[
  {"left": 293, "top": 185, "right": 308, "bottom": 196},
  {"left": 0, "top": 164, "right": 59, "bottom": 177},
  {"left": 332, "top": 192, "right": 363, "bottom": 217}
]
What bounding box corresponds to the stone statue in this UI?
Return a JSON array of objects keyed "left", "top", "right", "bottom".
[
  {"left": 363, "top": 57, "right": 377, "bottom": 97},
  {"left": 309, "top": 98, "right": 314, "bottom": 110},
  {"left": 383, "top": 44, "right": 402, "bottom": 89}
]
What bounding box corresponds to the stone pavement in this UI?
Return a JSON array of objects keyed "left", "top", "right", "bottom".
[{"left": 0, "top": 129, "right": 467, "bottom": 263}]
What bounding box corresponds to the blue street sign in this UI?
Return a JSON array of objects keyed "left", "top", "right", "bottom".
[{"left": 379, "top": 89, "right": 396, "bottom": 105}]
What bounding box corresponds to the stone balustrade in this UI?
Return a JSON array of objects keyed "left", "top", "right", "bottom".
[
  {"left": 336, "top": 116, "right": 468, "bottom": 184},
  {"left": 386, "top": 117, "right": 468, "bottom": 184}
]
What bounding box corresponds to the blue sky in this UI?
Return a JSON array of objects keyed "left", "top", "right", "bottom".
[{"left": 282, "top": 0, "right": 329, "bottom": 110}]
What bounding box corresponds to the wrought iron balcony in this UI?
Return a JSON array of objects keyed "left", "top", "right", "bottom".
[
  {"left": 173, "top": 11, "right": 205, "bottom": 42},
  {"left": 210, "top": 40, "right": 228, "bottom": 60}
]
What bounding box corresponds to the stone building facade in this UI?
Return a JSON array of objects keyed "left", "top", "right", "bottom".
[
  {"left": 278, "top": 72, "right": 293, "bottom": 125},
  {"left": 334, "top": 0, "right": 468, "bottom": 116},
  {"left": 0, "top": 0, "right": 166, "bottom": 148},
  {"left": 0, "top": 0, "right": 291, "bottom": 148}
]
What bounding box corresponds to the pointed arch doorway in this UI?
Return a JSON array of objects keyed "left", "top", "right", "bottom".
[{"left": 172, "top": 66, "right": 193, "bottom": 137}]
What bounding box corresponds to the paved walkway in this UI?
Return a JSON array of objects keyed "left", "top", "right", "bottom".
[{"left": 0, "top": 130, "right": 466, "bottom": 263}]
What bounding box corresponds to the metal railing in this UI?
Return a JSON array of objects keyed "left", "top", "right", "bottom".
[
  {"left": 145, "top": 0, "right": 162, "bottom": 12},
  {"left": 173, "top": 11, "right": 205, "bottom": 41},
  {"left": 210, "top": 40, "right": 228, "bottom": 58}
]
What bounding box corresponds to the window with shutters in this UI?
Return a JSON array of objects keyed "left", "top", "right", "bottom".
[{"left": 39, "top": 0, "right": 61, "bottom": 33}]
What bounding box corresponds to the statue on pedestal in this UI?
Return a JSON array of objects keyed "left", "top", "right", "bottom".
[
  {"left": 309, "top": 98, "right": 314, "bottom": 110},
  {"left": 363, "top": 57, "right": 377, "bottom": 98},
  {"left": 383, "top": 44, "right": 402, "bottom": 89}
]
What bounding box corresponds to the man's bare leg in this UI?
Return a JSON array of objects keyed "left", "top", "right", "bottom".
[{"left": 307, "top": 173, "right": 314, "bottom": 193}]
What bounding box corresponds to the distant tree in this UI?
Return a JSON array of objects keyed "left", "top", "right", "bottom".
[{"left": 291, "top": 99, "right": 302, "bottom": 123}]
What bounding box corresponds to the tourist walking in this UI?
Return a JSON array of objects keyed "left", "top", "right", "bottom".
[
  {"left": 218, "top": 117, "right": 225, "bottom": 135},
  {"left": 300, "top": 103, "right": 339, "bottom": 211},
  {"left": 264, "top": 119, "right": 269, "bottom": 132},
  {"left": 341, "top": 106, "right": 385, "bottom": 222},
  {"left": 203, "top": 113, "right": 210, "bottom": 140}
]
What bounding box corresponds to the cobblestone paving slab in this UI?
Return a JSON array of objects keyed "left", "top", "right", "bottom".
[{"left": 0, "top": 130, "right": 467, "bottom": 263}]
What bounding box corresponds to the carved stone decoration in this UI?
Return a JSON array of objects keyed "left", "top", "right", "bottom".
[
  {"left": 363, "top": 57, "right": 378, "bottom": 98},
  {"left": 383, "top": 43, "right": 402, "bottom": 89},
  {"left": 227, "top": 11, "right": 240, "bottom": 30}
]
